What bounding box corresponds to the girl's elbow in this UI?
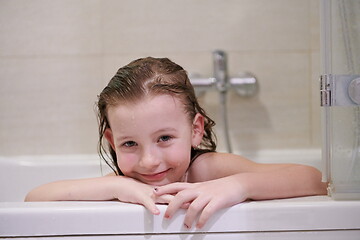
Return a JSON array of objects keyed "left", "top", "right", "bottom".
[
  {"left": 24, "top": 194, "right": 30, "bottom": 202},
  {"left": 24, "top": 191, "right": 38, "bottom": 202},
  {"left": 300, "top": 165, "right": 327, "bottom": 195},
  {"left": 24, "top": 185, "right": 55, "bottom": 202}
]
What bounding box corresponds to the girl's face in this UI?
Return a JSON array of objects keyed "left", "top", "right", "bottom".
[{"left": 105, "top": 95, "right": 204, "bottom": 186}]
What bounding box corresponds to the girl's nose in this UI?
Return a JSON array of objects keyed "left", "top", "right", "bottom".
[{"left": 139, "top": 147, "right": 161, "bottom": 169}]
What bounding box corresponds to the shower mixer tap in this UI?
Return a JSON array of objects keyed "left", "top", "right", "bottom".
[
  {"left": 190, "top": 50, "right": 258, "bottom": 97},
  {"left": 213, "top": 50, "right": 228, "bottom": 93},
  {"left": 189, "top": 50, "right": 259, "bottom": 153}
]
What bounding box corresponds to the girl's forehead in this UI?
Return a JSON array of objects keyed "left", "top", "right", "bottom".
[
  {"left": 107, "top": 95, "right": 192, "bottom": 134},
  {"left": 108, "top": 95, "right": 186, "bottom": 120}
]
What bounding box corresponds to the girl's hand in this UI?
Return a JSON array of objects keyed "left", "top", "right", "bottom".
[
  {"left": 114, "top": 176, "right": 174, "bottom": 215},
  {"left": 154, "top": 175, "right": 248, "bottom": 229}
]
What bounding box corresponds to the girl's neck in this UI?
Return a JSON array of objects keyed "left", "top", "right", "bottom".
[{"left": 180, "top": 170, "right": 189, "bottom": 183}]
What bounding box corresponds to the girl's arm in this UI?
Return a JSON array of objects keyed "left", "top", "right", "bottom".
[
  {"left": 190, "top": 152, "right": 327, "bottom": 198},
  {"left": 155, "top": 152, "right": 327, "bottom": 229},
  {"left": 25, "top": 175, "right": 171, "bottom": 215},
  {"left": 25, "top": 174, "right": 122, "bottom": 201}
]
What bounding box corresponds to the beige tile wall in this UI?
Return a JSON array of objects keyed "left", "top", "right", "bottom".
[{"left": 0, "top": 0, "right": 321, "bottom": 156}]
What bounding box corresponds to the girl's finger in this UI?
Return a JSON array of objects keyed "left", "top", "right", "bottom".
[
  {"left": 183, "top": 197, "right": 210, "bottom": 229},
  {"left": 196, "top": 200, "right": 222, "bottom": 229},
  {"left": 181, "top": 202, "right": 191, "bottom": 209},
  {"left": 154, "top": 182, "right": 192, "bottom": 195},
  {"left": 141, "top": 196, "right": 160, "bottom": 215},
  {"left": 156, "top": 194, "right": 174, "bottom": 204},
  {"left": 164, "top": 190, "right": 196, "bottom": 219}
]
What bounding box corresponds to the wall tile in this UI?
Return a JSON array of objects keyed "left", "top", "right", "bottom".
[
  {"left": 0, "top": 57, "right": 103, "bottom": 155},
  {"left": 102, "top": 0, "right": 310, "bottom": 54},
  {"left": 0, "top": 0, "right": 102, "bottom": 56},
  {"left": 310, "top": 0, "right": 321, "bottom": 50},
  {"left": 311, "top": 51, "right": 321, "bottom": 147}
]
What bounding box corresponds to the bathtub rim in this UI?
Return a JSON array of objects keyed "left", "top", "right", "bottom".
[{"left": 1, "top": 196, "right": 360, "bottom": 238}]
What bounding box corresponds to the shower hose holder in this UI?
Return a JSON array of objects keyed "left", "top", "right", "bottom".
[{"left": 189, "top": 50, "right": 259, "bottom": 153}]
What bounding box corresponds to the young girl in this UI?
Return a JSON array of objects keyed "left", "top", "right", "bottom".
[{"left": 25, "top": 57, "right": 327, "bottom": 229}]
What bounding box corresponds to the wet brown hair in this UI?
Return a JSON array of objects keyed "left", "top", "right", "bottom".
[{"left": 97, "top": 57, "right": 216, "bottom": 175}]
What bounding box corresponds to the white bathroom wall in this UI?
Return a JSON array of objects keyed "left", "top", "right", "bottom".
[{"left": 0, "top": 0, "right": 321, "bottom": 156}]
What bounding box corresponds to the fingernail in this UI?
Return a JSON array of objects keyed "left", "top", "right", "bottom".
[{"left": 164, "top": 214, "right": 170, "bottom": 219}]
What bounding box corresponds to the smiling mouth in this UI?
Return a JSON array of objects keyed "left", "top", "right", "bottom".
[{"left": 140, "top": 169, "right": 170, "bottom": 182}]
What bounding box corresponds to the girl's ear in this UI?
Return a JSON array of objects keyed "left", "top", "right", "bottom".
[
  {"left": 104, "top": 128, "right": 115, "bottom": 151},
  {"left": 192, "top": 113, "right": 205, "bottom": 147}
]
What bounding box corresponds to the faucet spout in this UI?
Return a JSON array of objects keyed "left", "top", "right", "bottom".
[{"left": 213, "top": 50, "right": 228, "bottom": 92}]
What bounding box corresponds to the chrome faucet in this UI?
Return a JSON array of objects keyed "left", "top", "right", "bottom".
[
  {"left": 189, "top": 50, "right": 259, "bottom": 153},
  {"left": 213, "top": 50, "right": 228, "bottom": 92}
]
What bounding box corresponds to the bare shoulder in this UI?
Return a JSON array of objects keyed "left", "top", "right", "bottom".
[
  {"left": 187, "top": 151, "right": 304, "bottom": 183},
  {"left": 187, "top": 152, "right": 257, "bottom": 182}
]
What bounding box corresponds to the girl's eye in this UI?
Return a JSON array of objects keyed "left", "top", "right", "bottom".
[
  {"left": 158, "top": 135, "right": 172, "bottom": 142},
  {"left": 123, "top": 141, "right": 137, "bottom": 147}
]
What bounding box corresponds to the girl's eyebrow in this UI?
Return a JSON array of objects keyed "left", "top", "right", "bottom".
[
  {"left": 153, "top": 127, "right": 178, "bottom": 135},
  {"left": 116, "top": 135, "right": 133, "bottom": 143}
]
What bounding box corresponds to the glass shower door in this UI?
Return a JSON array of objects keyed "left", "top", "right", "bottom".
[{"left": 321, "top": 0, "right": 360, "bottom": 199}]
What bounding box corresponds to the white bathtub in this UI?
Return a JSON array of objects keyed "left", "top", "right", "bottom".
[{"left": 1, "top": 150, "right": 360, "bottom": 239}]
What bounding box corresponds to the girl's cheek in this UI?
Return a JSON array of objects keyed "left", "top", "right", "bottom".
[
  {"left": 166, "top": 146, "right": 191, "bottom": 167},
  {"left": 116, "top": 152, "right": 138, "bottom": 173}
]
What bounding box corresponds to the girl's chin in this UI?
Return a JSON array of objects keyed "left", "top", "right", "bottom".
[{"left": 140, "top": 176, "right": 183, "bottom": 186}]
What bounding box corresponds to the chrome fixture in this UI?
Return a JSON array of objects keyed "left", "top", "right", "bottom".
[
  {"left": 320, "top": 74, "right": 360, "bottom": 106},
  {"left": 190, "top": 50, "right": 258, "bottom": 97},
  {"left": 190, "top": 50, "right": 259, "bottom": 153},
  {"left": 349, "top": 77, "right": 360, "bottom": 105},
  {"left": 213, "top": 50, "right": 228, "bottom": 92}
]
